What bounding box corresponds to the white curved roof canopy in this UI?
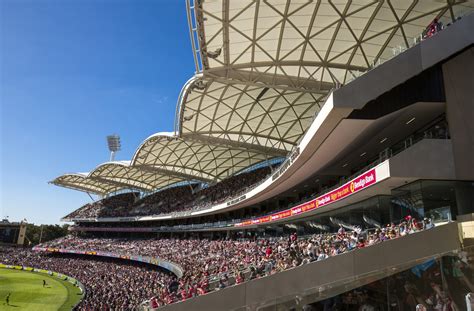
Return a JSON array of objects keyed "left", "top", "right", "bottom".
[
  {"left": 52, "top": 160, "right": 186, "bottom": 195},
  {"left": 52, "top": 0, "right": 474, "bottom": 197},
  {"left": 193, "top": 0, "right": 473, "bottom": 85},
  {"left": 52, "top": 132, "right": 276, "bottom": 195},
  {"left": 131, "top": 133, "right": 273, "bottom": 182},
  {"left": 88, "top": 161, "right": 185, "bottom": 192},
  {"left": 50, "top": 174, "right": 126, "bottom": 196},
  {"left": 176, "top": 76, "right": 327, "bottom": 153}
]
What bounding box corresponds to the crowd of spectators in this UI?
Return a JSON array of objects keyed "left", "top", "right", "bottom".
[
  {"left": 63, "top": 201, "right": 104, "bottom": 220},
  {"left": 0, "top": 247, "right": 173, "bottom": 310},
  {"left": 188, "top": 166, "right": 271, "bottom": 211},
  {"left": 127, "top": 186, "right": 194, "bottom": 217},
  {"left": 38, "top": 216, "right": 432, "bottom": 308},
  {"left": 63, "top": 166, "right": 272, "bottom": 220},
  {"left": 63, "top": 192, "right": 138, "bottom": 219}
]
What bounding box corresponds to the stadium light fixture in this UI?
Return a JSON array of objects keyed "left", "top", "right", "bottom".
[{"left": 107, "top": 135, "right": 121, "bottom": 162}]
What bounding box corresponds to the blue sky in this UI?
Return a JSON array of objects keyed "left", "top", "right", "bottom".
[{"left": 1, "top": 0, "right": 195, "bottom": 224}]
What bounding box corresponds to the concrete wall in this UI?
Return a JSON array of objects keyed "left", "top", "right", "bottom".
[
  {"left": 442, "top": 47, "right": 474, "bottom": 181},
  {"left": 160, "top": 222, "right": 461, "bottom": 311},
  {"left": 443, "top": 47, "right": 474, "bottom": 217},
  {"left": 388, "top": 139, "right": 456, "bottom": 180}
]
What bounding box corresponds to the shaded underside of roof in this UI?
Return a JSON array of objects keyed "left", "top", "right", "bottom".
[
  {"left": 88, "top": 162, "right": 185, "bottom": 192},
  {"left": 50, "top": 174, "right": 125, "bottom": 196},
  {"left": 131, "top": 133, "right": 273, "bottom": 182},
  {"left": 53, "top": 133, "right": 277, "bottom": 195},
  {"left": 177, "top": 77, "right": 328, "bottom": 153},
  {"left": 176, "top": 0, "right": 474, "bottom": 160},
  {"left": 52, "top": 160, "right": 187, "bottom": 196},
  {"left": 195, "top": 0, "right": 474, "bottom": 86}
]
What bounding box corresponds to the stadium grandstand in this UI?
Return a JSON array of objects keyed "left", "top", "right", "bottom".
[{"left": 3, "top": 1, "right": 474, "bottom": 310}]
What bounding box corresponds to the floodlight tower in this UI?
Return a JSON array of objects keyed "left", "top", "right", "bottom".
[{"left": 107, "top": 135, "right": 121, "bottom": 162}]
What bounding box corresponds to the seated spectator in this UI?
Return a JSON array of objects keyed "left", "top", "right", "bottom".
[
  {"left": 24, "top": 217, "right": 429, "bottom": 308},
  {"left": 63, "top": 166, "right": 273, "bottom": 220}
]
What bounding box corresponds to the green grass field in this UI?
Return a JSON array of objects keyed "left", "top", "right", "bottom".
[{"left": 0, "top": 268, "right": 83, "bottom": 310}]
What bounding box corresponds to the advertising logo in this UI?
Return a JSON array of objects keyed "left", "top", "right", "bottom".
[{"left": 235, "top": 167, "right": 378, "bottom": 227}]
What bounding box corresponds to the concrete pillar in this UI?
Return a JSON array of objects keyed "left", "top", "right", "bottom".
[
  {"left": 442, "top": 48, "right": 474, "bottom": 215},
  {"left": 442, "top": 47, "right": 474, "bottom": 181},
  {"left": 17, "top": 223, "right": 27, "bottom": 245},
  {"left": 454, "top": 182, "right": 474, "bottom": 217}
]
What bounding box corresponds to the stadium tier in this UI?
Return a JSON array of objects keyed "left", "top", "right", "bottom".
[
  {"left": 0, "top": 247, "right": 173, "bottom": 309},
  {"left": 62, "top": 165, "right": 273, "bottom": 220},
  {"left": 7, "top": 1, "right": 474, "bottom": 310},
  {"left": 11, "top": 218, "right": 444, "bottom": 308},
  {"left": 63, "top": 192, "right": 139, "bottom": 219},
  {"left": 7, "top": 220, "right": 474, "bottom": 310}
]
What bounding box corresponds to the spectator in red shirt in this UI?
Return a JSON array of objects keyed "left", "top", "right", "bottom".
[
  {"left": 150, "top": 296, "right": 159, "bottom": 309},
  {"left": 235, "top": 271, "right": 244, "bottom": 284},
  {"left": 290, "top": 232, "right": 297, "bottom": 242},
  {"left": 197, "top": 285, "right": 206, "bottom": 296},
  {"left": 265, "top": 246, "right": 272, "bottom": 257}
]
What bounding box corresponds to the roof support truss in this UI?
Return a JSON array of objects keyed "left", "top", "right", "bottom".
[
  {"left": 182, "top": 132, "right": 288, "bottom": 157},
  {"left": 136, "top": 164, "right": 214, "bottom": 183},
  {"left": 89, "top": 177, "right": 151, "bottom": 192}
]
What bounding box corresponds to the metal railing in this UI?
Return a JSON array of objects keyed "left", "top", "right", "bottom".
[{"left": 186, "top": 0, "right": 203, "bottom": 73}]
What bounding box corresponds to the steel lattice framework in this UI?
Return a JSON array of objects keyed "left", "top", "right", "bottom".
[
  {"left": 192, "top": 0, "right": 473, "bottom": 86},
  {"left": 131, "top": 133, "right": 273, "bottom": 182},
  {"left": 176, "top": 76, "right": 327, "bottom": 153},
  {"left": 52, "top": 0, "right": 474, "bottom": 196},
  {"left": 51, "top": 174, "right": 125, "bottom": 195},
  {"left": 50, "top": 161, "right": 186, "bottom": 195}
]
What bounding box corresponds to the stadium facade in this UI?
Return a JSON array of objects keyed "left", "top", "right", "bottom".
[
  {"left": 37, "top": 1, "right": 474, "bottom": 310},
  {"left": 0, "top": 219, "right": 27, "bottom": 246}
]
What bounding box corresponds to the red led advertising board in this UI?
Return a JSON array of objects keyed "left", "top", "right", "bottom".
[{"left": 235, "top": 167, "right": 377, "bottom": 227}]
